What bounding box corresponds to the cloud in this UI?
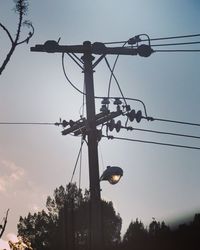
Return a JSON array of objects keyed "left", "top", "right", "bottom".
[
  {"left": 0, "top": 160, "right": 25, "bottom": 195},
  {"left": 0, "top": 157, "right": 48, "bottom": 236}
]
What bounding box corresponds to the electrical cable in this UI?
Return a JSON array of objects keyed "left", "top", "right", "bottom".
[
  {"left": 70, "top": 139, "right": 84, "bottom": 183},
  {"left": 154, "top": 49, "right": 200, "bottom": 52},
  {"left": 78, "top": 138, "right": 83, "bottom": 189},
  {"left": 147, "top": 33, "right": 200, "bottom": 42},
  {"left": 62, "top": 49, "right": 150, "bottom": 116},
  {"left": 107, "top": 42, "right": 127, "bottom": 99},
  {"left": 150, "top": 41, "right": 200, "bottom": 47},
  {"left": 62, "top": 52, "right": 85, "bottom": 95},
  {"left": 103, "top": 135, "right": 200, "bottom": 150},
  {"left": 103, "top": 33, "right": 200, "bottom": 45},
  {"left": 99, "top": 143, "right": 106, "bottom": 172},
  {"left": 104, "top": 57, "right": 128, "bottom": 106},
  {"left": 124, "top": 126, "right": 200, "bottom": 140},
  {"left": 0, "top": 122, "right": 56, "bottom": 125},
  {"left": 151, "top": 117, "right": 200, "bottom": 127},
  {"left": 78, "top": 84, "right": 86, "bottom": 189}
]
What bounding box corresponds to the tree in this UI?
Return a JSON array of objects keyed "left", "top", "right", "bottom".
[
  {"left": 18, "top": 183, "right": 122, "bottom": 250},
  {"left": 123, "top": 218, "right": 148, "bottom": 250},
  {"left": 0, "top": 0, "right": 34, "bottom": 75}
]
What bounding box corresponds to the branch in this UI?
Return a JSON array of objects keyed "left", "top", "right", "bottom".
[
  {"left": 0, "top": 209, "right": 10, "bottom": 238},
  {"left": 0, "top": 22, "right": 14, "bottom": 44},
  {"left": 0, "top": 1, "right": 34, "bottom": 76},
  {"left": 16, "top": 21, "right": 35, "bottom": 45}
]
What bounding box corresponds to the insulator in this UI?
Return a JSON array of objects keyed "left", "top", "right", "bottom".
[
  {"left": 101, "top": 98, "right": 110, "bottom": 105},
  {"left": 108, "top": 119, "right": 115, "bottom": 131},
  {"left": 137, "top": 44, "right": 153, "bottom": 57},
  {"left": 100, "top": 104, "right": 108, "bottom": 113},
  {"left": 69, "top": 120, "right": 75, "bottom": 127},
  {"left": 113, "top": 98, "right": 122, "bottom": 105},
  {"left": 62, "top": 120, "right": 69, "bottom": 128},
  {"left": 127, "top": 109, "right": 136, "bottom": 122},
  {"left": 126, "top": 105, "right": 131, "bottom": 112},
  {"left": 115, "top": 120, "right": 121, "bottom": 133},
  {"left": 43, "top": 40, "right": 59, "bottom": 53},
  {"left": 136, "top": 110, "right": 142, "bottom": 123},
  {"left": 128, "top": 35, "right": 141, "bottom": 45}
]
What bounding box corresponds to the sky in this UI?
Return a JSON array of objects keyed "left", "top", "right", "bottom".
[{"left": 0, "top": 0, "right": 200, "bottom": 239}]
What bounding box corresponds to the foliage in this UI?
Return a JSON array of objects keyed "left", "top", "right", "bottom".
[
  {"left": 122, "top": 214, "right": 200, "bottom": 250},
  {"left": 0, "top": 0, "right": 34, "bottom": 75},
  {"left": 18, "top": 183, "right": 122, "bottom": 250}
]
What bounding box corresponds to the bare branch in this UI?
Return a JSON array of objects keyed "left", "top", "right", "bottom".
[
  {"left": 0, "top": 22, "right": 14, "bottom": 44},
  {"left": 0, "top": 209, "right": 10, "bottom": 238},
  {"left": 16, "top": 21, "right": 35, "bottom": 45},
  {"left": 0, "top": 0, "right": 34, "bottom": 76}
]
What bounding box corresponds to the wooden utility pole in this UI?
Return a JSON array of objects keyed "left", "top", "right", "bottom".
[{"left": 31, "top": 39, "right": 153, "bottom": 250}]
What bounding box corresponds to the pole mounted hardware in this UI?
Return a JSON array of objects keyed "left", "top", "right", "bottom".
[
  {"left": 31, "top": 40, "right": 154, "bottom": 57},
  {"left": 31, "top": 36, "right": 153, "bottom": 250}
]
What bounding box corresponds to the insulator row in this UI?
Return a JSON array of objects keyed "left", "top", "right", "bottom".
[
  {"left": 126, "top": 110, "right": 143, "bottom": 122},
  {"left": 107, "top": 119, "right": 122, "bottom": 133}
]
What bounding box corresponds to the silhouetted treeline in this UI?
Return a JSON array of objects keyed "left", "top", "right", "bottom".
[
  {"left": 18, "top": 183, "right": 122, "bottom": 250},
  {"left": 17, "top": 182, "right": 200, "bottom": 250},
  {"left": 120, "top": 214, "right": 200, "bottom": 250}
]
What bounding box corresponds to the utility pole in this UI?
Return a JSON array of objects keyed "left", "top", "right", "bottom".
[
  {"left": 31, "top": 38, "right": 153, "bottom": 250},
  {"left": 81, "top": 41, "right": 102, "bottom": 250}
]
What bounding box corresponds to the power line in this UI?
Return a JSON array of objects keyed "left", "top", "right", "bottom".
[
  {"left": 104, "top": 57, "right": 128, "bottom": 106},
  {"left": 125, "top": 126, "right": 200, "bottom": 140},
  {"left": 151, "top": 117, "right": 200, "bottom": 127},
  {"left": 0, "top": 122, "right": 56, "bottom": 125},
  {"left": 103, "top": 135, "right": 200, "bottom": 150},
  {"left": 148, "top": 33, "right": 200, "bottom": 42},
  {"left": 62, "top": 52, "right": 85, "bottom": 95},
  {"left": 103, "top": 33, "right": 200, "bottom": 45},
  {"left": 106, "top": 42, "right": 127, "bottom": 99},
  {"left": 154, "top": 49, "right": 200, "bottom": 52},
  {"left": 151, "top": 41, "right": 200, "bottom": 47},
  {"left": 70, "top": 139, "right": 84, "bottom": 183}
]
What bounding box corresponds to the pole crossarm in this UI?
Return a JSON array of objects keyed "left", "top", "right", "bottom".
[
  {"left": 61, "top": 110, "right": 122, "bottom": 136},
  {"left": 30, "top": 40, "right": 153, "bottom": 57}
]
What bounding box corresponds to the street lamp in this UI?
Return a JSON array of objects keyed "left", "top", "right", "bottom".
[{"left": 100, "top": 166, "right": 123, "bottom": 185}]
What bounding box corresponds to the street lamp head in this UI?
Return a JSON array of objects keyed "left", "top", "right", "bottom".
[{"left": 100, "top": 166, "right": 123, "bottom": 185}]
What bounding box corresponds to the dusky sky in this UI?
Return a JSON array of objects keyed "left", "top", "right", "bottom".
[{"left": 0, "top": 0, "right": 200, "bottom": 238}]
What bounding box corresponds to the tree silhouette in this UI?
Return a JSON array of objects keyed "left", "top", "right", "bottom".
[
  {"left": 0, "top": 0, "right": 34, "bottom": 75},
  {"left": 18, "top": 183, "right": 122, "bottom": 250},
  {"left": 123, "top": 218, "right": 148, "bottom": 250}
]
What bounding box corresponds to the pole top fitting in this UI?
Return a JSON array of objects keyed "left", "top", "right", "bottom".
[{"left": 83, "top": 41, "right": 92, "bottom": 47}]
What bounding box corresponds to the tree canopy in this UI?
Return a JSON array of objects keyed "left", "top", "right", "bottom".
[{"left": 18, "top": 183, "right": 122, "bottom": 250}]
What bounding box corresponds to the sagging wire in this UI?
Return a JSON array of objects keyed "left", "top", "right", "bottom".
[
  {"left": 151, "top": 117, "right": 200, "bottom": 127},
  {"left": 70, "top": 138, "right": 84, "bottom": 183},
  {"left": 78, "top": 139, "right": 83, "bottom": 189},
  {"left": 103, "top": 135, "right": 200, "bottom": 151},
  {"left": 103, "top": 33, "right": 200, "bottom": 45},
  {"left": 62, "top": 52, "right": 85, "bottom": 95},
  {"left": 119, "top": 126, "right": 200, "bottom": 140},
  {"left": 106, "top": 41, "right": 127, "bottom": 99},
  {"left": 104, "top": 57, "right": 128, "bottom": 106}
]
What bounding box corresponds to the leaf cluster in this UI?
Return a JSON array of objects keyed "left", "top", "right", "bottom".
[
  {"left": 13, "top": 0, "right": 29, "bottom": 15},
  {"left": 18, "top": 183, "right": 122, "bottom": 250}
]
